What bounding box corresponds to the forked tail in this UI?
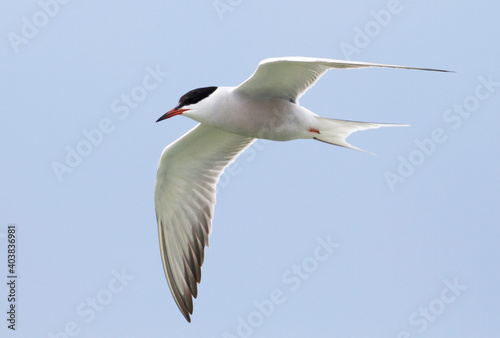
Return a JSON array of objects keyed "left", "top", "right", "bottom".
[{"left": 313, "top": 116, "right": 408, "bottom": 154}]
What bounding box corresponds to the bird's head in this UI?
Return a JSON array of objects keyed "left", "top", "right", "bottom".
[{"left": 156, "top": 86, "right": 218, "bottom": 122}]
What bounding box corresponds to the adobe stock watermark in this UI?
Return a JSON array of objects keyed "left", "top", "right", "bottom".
[
  {"left": 51, "top": 65, "right": 168, "bottom": 183},
  {"left": 338, "top": 0, "right": 405, "bottom": 59},
  {"left": 384, "top": 74, "right": 499, "bottom": 192},
  {"left": 5, "top": 223, "right": 18, "bottom": 331},
  {"left": 212, "top": 0, "right": 244, "bottom": 21},
  {"left": 222, "top": 235, "right": 340, "bottom": 338},
  {"left": 7, "top": 0, "right": 73, "bottom": 54},
  {"left": 217, "top": 140, "right": 270, "bottom": 190},
  {"left": 396, "top": 278, "right": 467, "bottom": 337},
  {"left": 46, "top": 268, "right": 134, "bottom": 338}
]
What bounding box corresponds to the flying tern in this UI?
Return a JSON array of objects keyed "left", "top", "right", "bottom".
[{"left": 154, "top": 57, "right": 448, "bottom": 321}]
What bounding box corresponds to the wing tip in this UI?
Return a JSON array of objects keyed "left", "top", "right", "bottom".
[
  {"left": 182, "top": 310, "right": 192, "bottom": 323},
  {"left": 414, "top": 67, "right": 454, "bottom": 73},
  {"left": 260, "top": 56, "right": 453, "bottom": 73}
]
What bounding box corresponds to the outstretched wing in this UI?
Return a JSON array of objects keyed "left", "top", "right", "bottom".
[
  {"left": 155, "top": 123, "right": 255, "bottom": 322},
  {"left": 236, "top": 56, "right": 449, "bottom": 103}
]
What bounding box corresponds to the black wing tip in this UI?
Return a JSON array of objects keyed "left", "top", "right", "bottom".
[
  {"left": 181, "top": 300, "right": 194, "bottom": 322},
  {"left": 403, "top": 66, "right": 454, "bottom": 73},
  {"left": 426, "top": 68, "right": 455, "bottom": 73},
  {"left": 176, "top": 297, "right": 193, "bottom": 322}
]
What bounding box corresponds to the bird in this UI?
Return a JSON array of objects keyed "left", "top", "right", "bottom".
[{"left": 154, "top": 57, "right": 448, "bottom": 322}]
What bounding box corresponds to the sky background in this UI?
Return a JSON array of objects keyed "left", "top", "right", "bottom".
[{"left": 1, "top": 1, "right": 499, "bottom": 337}]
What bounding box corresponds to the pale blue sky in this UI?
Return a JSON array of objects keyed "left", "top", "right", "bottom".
[{"left": 1, "top": 1, "right": 499, "bottom": 337}]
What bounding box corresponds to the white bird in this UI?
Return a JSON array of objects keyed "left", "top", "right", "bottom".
[{"left": 154, "top": 57, "right": 448, "bottom": 321}]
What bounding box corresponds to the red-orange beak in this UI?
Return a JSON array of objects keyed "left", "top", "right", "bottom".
[{"left": 156, "top": 108, "right": 190, "bottom": 122}]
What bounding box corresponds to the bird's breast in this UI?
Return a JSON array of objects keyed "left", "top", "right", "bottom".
[{"left": 203, "top": 91, "right": 316, "bottom": 141}]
